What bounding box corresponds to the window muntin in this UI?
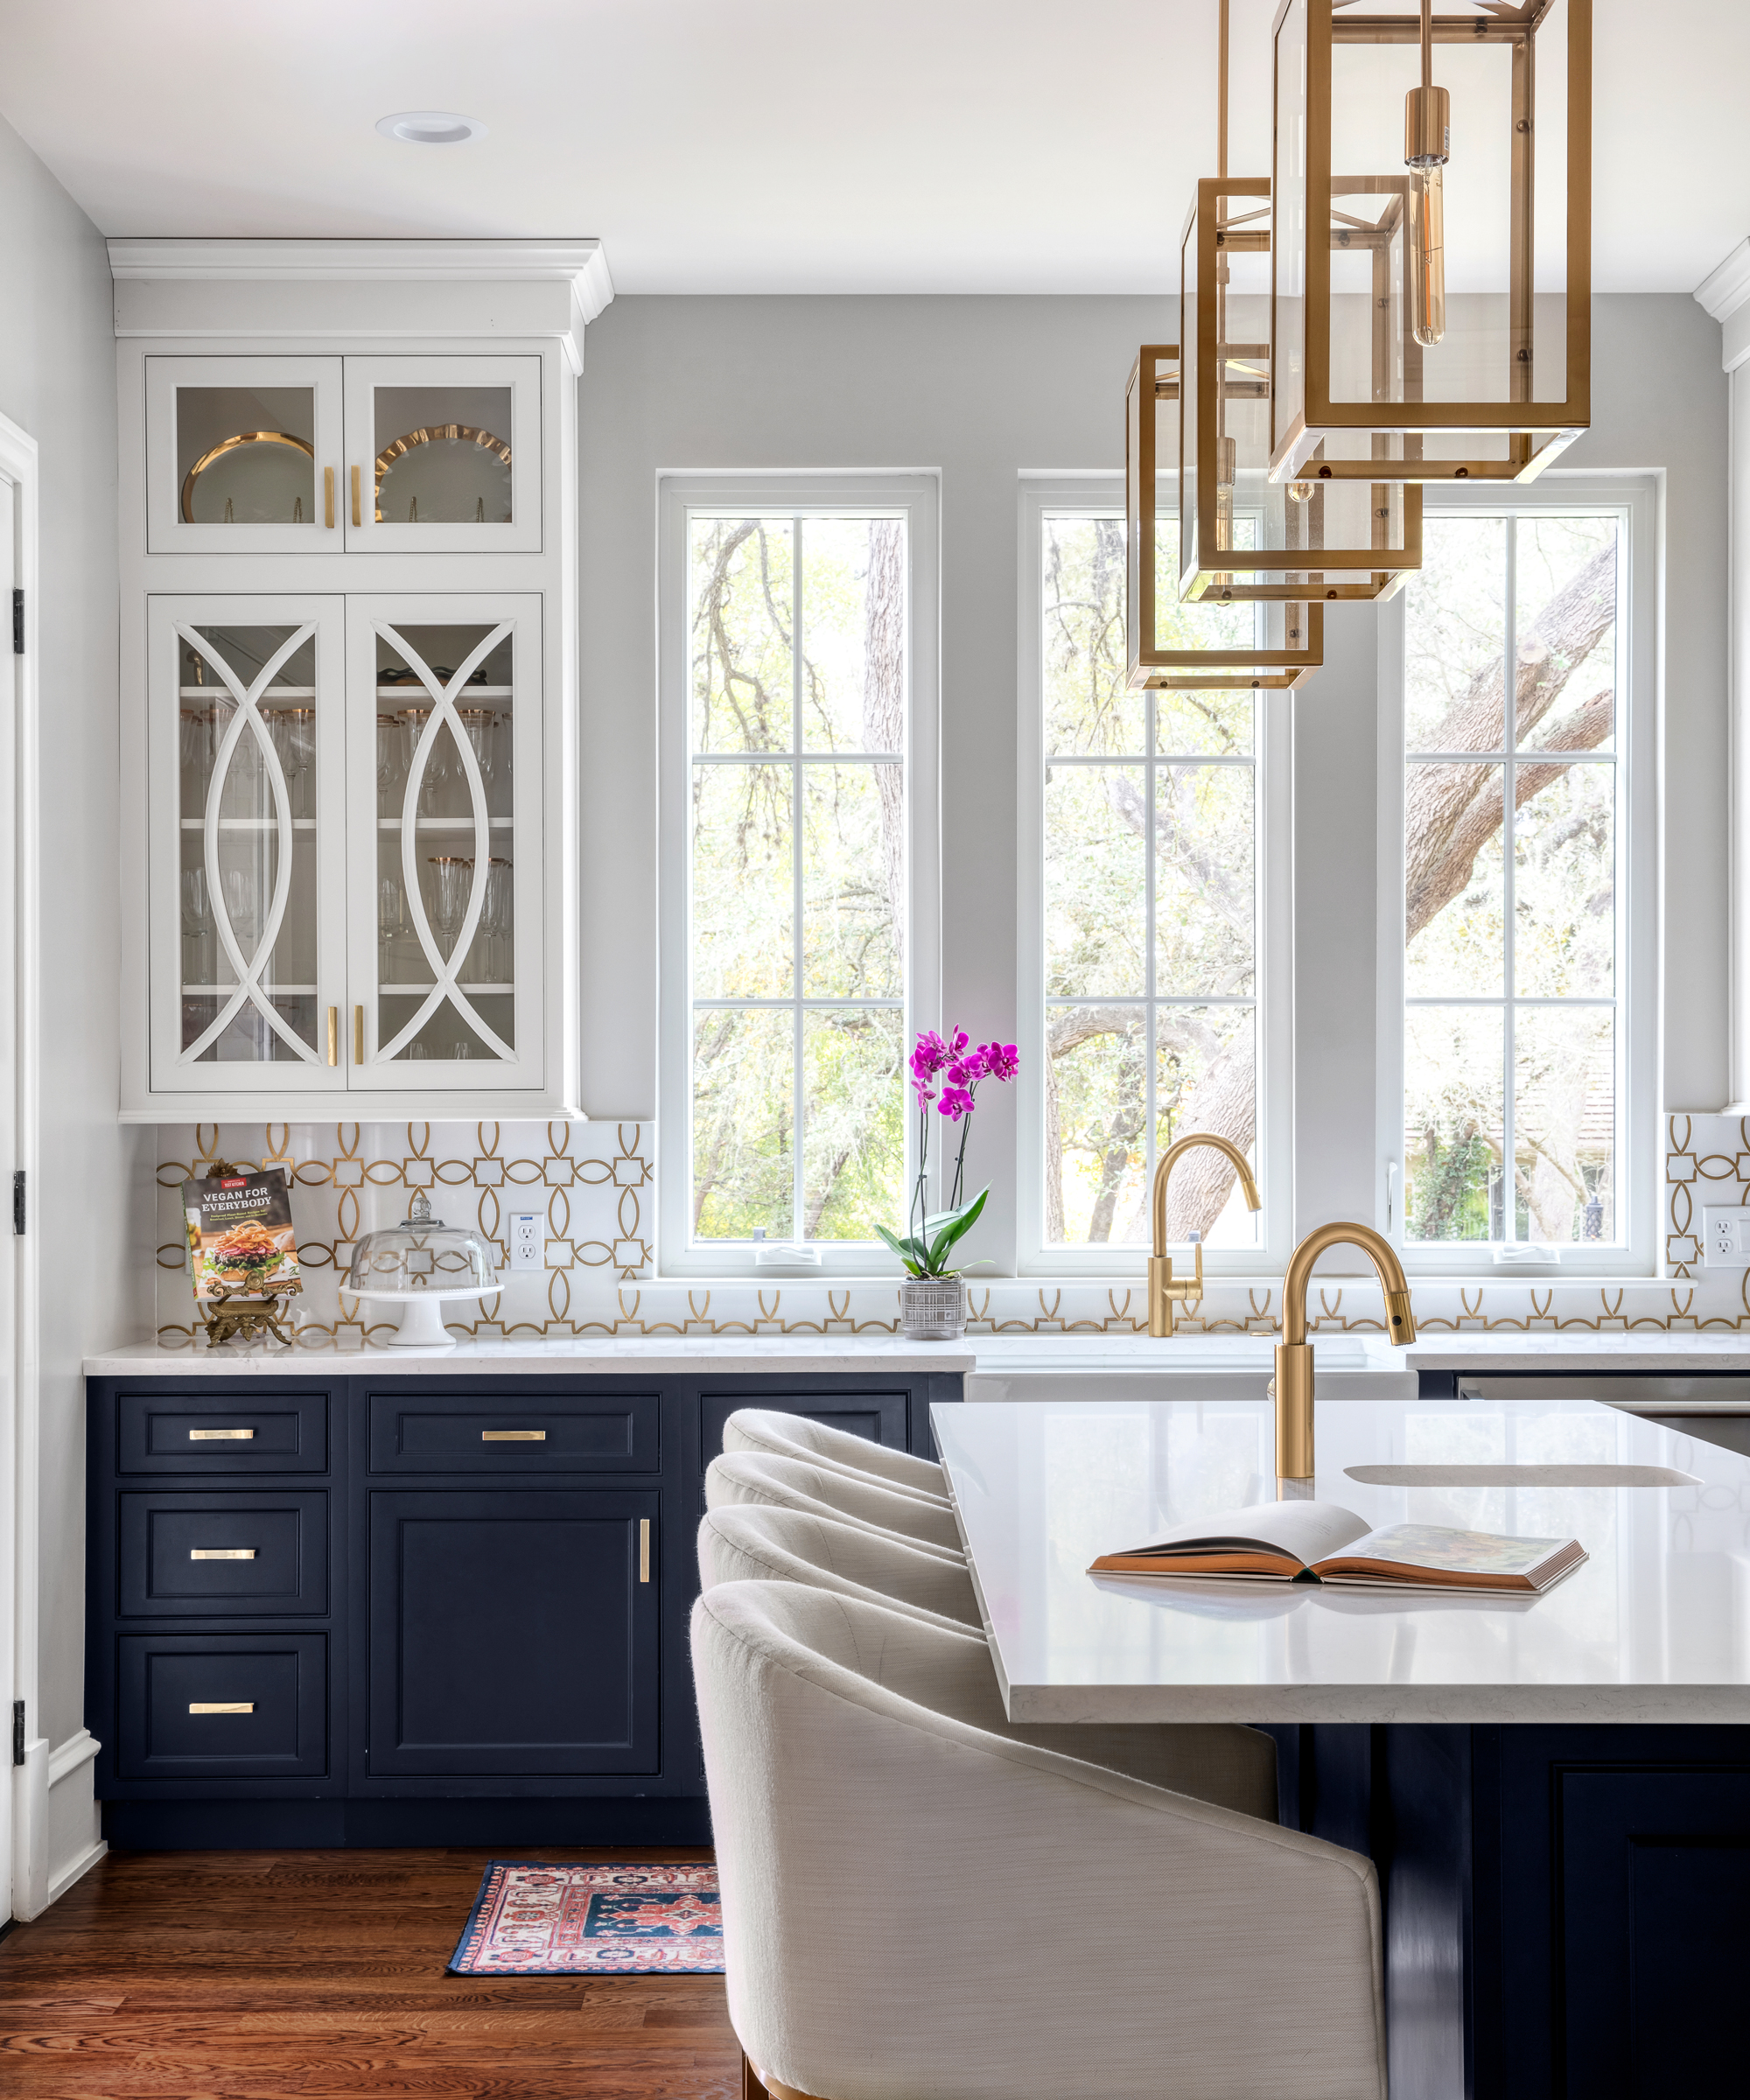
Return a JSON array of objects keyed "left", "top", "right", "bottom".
[
  {"left": 1399, "top": 508, "right": 1627, "bottom": 1252},
  {"left": 684, "top": 510, "right": 911, "bottom": 1250},
  {"left": 1038, "top": 509, "right": 1264, "bottom": 1251}
]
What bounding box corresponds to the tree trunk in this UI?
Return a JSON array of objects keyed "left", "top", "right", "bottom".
[{"left": 861, "top": 520, "right": 907, "bottom": 968}]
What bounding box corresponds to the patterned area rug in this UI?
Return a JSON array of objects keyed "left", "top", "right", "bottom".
[{"left": 448, "top": 1861, "right": 724, "bottom": 1975}]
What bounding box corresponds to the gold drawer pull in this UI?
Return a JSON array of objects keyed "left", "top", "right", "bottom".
[
  {"left": 351, "top": 464, "right": 362, "bottom": 528},
  {"left": 482, "top": 1429, "right": 545, "bottom": 1441},
  {"left": 640, "top": 1516, "right": 651, "bottom": 1584},
  {"left": 191, "top": 1549, "right": 256, "bottom": 1560},
  {"left": 189, "top": 1702, "right": 254, "bottom": 1715},
  {"left": 324, "top": 465, "right": 335, "bottom": 529},
  {"left": 189, "top": 1428, "right": 254, "bottom": 1441}
]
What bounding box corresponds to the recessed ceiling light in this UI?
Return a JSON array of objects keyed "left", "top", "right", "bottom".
[{"left": 375, "top": 110, "right": 486, "bottom": 147}]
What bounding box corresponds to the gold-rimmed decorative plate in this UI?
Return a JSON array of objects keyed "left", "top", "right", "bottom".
[
  {"left": 374, "top": 424, "right": 513, "bottom": 525},
  {"left": 180, "top": 430, "right": 317, "bottom": 524}
]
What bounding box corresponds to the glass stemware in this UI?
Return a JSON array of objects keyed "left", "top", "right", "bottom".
[
  {"left": 376, "top": 714, "right": 407, "bottom": 814},
  {"left": 482, "top": 857, "right": 513, "bottom": 983},
  {"left": 428, "top": 855, "right": 473, "bottom": 960},
  {"left": 270, "top": 705, "right": 315, "bottom": 820},
  {"left": 180, "top": 866, "right": 212, "bottom": 985}
]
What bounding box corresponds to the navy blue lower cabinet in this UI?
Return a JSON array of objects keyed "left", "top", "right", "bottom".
[
  {"left": 88, "top": 1369, "right": 960, "bottom": 1845},
  {"left": 361, "top": 1488, "right": 660, "bottom": 1782},
  {"left": 1278, "top": 1720, "right": 1750, "bottom": 2100}
]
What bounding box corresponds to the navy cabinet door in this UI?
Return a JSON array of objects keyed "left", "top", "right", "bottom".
[
  {"left": 365, "top": 1489, "right": 659, "bottom": 1777},
  {"left": 701, "top": 1390, "right": 908, "bottom": 1467}
]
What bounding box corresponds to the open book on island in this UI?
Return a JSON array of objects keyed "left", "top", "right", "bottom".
[{"left": 1088, "top": 1500, "right": 1586, "bottom": 1595}]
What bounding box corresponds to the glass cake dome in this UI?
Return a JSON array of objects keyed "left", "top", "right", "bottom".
[{"left": 346, "top": 1189, "right": 500, "bottom": 1347}]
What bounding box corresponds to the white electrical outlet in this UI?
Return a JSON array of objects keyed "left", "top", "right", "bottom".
[
  {"left": 1702, "top": 1208, "right": 1750, "bottom": 1268},
  {"left": 508, "top": 1214, "right": 542, "bottom": 1271}
]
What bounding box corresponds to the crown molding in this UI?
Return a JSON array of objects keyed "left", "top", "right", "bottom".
[
  {"left": 1696, "top": 238, "right": 1750, "bottom": 324},
  {"left": 104, "top": 238, "right": 614, "bottom": 323}
]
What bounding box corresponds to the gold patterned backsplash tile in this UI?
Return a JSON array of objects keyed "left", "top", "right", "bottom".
[{"left": 151, "top": 1115, "right": 1750, "bottom": 1347}]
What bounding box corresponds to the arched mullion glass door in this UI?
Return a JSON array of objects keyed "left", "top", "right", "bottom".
[
  {"left": 346, "top": 594, "right": 544, "bottom": 1092},
  {"left": 148, "top": 595, "right": 347, "bottom": 1094}
]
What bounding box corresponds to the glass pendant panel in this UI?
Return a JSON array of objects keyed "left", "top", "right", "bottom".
[
  {"left": 1270, "top": 0, "right": 1589, "bottom": 486},
  {"left": 1125, "top": 343, "right": 1323, "bottom": 689},
  {"left": 1180, "top": 175, "right": 1421, "bottom": 606}
]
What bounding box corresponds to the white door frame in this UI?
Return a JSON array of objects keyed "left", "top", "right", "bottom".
[{"left": 0, "top": 409, "right": 41, "bottom": 1922}]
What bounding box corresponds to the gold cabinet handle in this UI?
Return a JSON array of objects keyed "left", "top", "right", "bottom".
[
  {"left": 639, "top": 1517, "right": 651, "bottom": 1584},
  {"left": 327, "top": 1005, "right": 338, "bottom": 1066},
  {"left": 324, "top": 466, "right": 335, "bottom": 528},
  {"left": 351, "top": 465, "right": 362, "bottom": 528},
  {"left": 189, "top": 1703, "right": 254, "bottom": 1715},
  {"left": 482, "top": 1429, "right": 545, "bottom": 1441},
  {"left": 191, "top": 1549, "right": 256, "bottom": 1560},
  {"left": 354, "top": 1004, "right": 364, "bottom": 1064},
  {"left": 189, "top": 1428, "right": 253, "bottom": 1441}
]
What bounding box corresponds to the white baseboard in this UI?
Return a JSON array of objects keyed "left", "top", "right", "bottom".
[
  {"left": 12, "top": 1726, "right": 104, "bottom": 1920},
  {"left": 44, "top": 1836, "right": 107, "bottom": 1906}
]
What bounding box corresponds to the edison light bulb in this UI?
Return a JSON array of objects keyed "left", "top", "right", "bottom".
[
  {"left": 1404, "top": 62, "right": 1450, "bottom": 350},
  {"left": 1410, "top": 162, "right": 1446, "bottom": 348}
]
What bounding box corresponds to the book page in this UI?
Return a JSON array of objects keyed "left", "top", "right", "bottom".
[
  {"left": 1107, "top": 1500, "right": 1371, "bottom": 1566},
  {"left": 1315, "top": 1522, "right": 1572, "bottom": 1579}
]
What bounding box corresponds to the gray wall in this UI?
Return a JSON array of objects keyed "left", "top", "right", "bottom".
[
  {"left": 578, "top": 293, "right": 1729, "bottom": 1264},
  {"left": 0, "top": 111, "right": 151, "bottom": 1754}
]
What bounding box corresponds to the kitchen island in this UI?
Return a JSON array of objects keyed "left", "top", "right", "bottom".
[{"left": 934, "top": 1394, "right": 1750, "bottom": 2100}]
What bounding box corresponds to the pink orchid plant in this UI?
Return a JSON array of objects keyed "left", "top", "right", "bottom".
[{"left": 877, "top": 1027, "right": 1019, "bottom": 1278}]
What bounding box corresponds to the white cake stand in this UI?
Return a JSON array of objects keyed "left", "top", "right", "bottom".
[{"left": 348, "top": 1284, "right": 501, "bottom": 1348}]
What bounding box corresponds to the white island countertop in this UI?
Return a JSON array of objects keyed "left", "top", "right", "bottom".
[
  {"left": 933, "top": 1394, "right": 1750, "bottom": 1726},
  {"left": 82, "top": 1336, "right": 977, "bottom": 1377}
]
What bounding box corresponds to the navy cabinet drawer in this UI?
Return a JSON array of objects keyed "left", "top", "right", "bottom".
[
  {"left": 366, "top": 1489, "right": 659, "bottom": 1775},
  {"left": 118, "top": 1390, "right": 330, "bottom": 1474},
  {"left": 116, "top": 1634, "right": 326, "bottom": 1779},
  {"left": 117, "top": 1491, "right": 328, "bottom": 1617},
  {"left": 702, "top": 1390, "right": 907, "bottom": 1466},
  {"left": 366, "top": 1390, "right": 659, "bottom": 1473}
]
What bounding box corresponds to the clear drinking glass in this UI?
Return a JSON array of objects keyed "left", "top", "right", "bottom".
[
  {"left": 458, "top": 708, "right": 498, "bottom": 796},
  {"left": 376, "top": 714, "right": 407, "bottom": 814},
  {"left": 270, "top": 706, "right": 315, "bottom": 819},
  {"left": 429, "top": 855, "right": 473, "bottom": 959},
  {"left": 483, "top": 858, "right": 513, "bottom": 982}
]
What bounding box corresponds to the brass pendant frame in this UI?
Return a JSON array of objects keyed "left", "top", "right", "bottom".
[
  {"left": 1269, "top": 0, "right": 1591, "bottom": 486},
  {"left": 1125, "top": 342, "right": 1324, "bottom": 690},
  {"left": 1180, "top": 174, "right": 1423, "bottom": 606}
]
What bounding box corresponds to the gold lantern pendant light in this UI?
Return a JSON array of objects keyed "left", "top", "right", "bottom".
[
  {"left": 1270, "top": 0, "right": 1591, "bottom": 489},
  {"left": 1124, "top": 0, "right": 1324, "bottom": 689},
  {"left": 1177, "top": 4, "right": 1423, "bottom": 609}
]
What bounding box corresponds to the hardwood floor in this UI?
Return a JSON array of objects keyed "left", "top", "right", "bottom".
[{"left": 0, "top": 1847, "right": 741, "bottom": 2098}]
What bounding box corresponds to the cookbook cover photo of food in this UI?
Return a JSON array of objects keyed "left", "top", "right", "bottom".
[{"left": 183, "top": 1166, "right": 303, "bottom": 1301}]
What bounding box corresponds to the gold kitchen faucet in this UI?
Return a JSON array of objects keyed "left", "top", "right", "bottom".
[{"left": 1147, "top": 1134, "right": 1262, "bottom": 1337}]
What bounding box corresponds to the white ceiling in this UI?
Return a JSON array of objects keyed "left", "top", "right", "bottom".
[{"left": 0, "top": 0, "right": 1741, "bottom": 297}]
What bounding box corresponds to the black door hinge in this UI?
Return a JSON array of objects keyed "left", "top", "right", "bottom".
[
  {"left": 10, "top": 589, "right": 20, "bottom": 655},
  {"left": 10, "top": 1701, "right": 23, "bottom": 1766},
  {"left": 11, "top": 1170, "right": 23, "bottom": 1236}
]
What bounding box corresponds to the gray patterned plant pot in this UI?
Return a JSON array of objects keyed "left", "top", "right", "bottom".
[{"left": 900, "top": 1275, "right": 968, "bottom": 1340}]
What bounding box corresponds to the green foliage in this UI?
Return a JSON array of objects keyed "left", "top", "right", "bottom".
[{"left": 876, "top": 1188, "right": 988, "bottom": 1278}]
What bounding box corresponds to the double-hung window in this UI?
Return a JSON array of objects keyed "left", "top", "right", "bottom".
[
  {"left": 1379, "top": 482, "right": 1656, "bottom": 1274},
  {"left": 658, "top": 476, "right": 939, "bottom": 1277},
  {"left": 1018, "top": 480, "right": 1290, "bottom": 1273}
]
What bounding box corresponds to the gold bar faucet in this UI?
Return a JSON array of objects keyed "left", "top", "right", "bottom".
[
  {"left": 1148, "top": 1134, "right": 1262, "bottom": 1337},
  {"left": 1275, "top": 1222, "right": 1416, "bottom": 1490}
]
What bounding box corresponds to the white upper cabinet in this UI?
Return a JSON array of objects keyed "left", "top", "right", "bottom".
[
  {"left": 147, "top": 356, "right": 344, "bottom": 556},
  {"left": 114, "top": 238, "right": 610, "bottom": 1119},
  {"left": 344, "top": 357, "right": 542, "bottom": 554}
]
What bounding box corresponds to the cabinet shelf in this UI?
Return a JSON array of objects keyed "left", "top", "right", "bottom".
[
  {"left": 180, "top": 817, "right": 318, "bottom": 831},
  {"left": 377, "top": 817, "right": 514, "bottom": 831},
  {"left": 180, "top": 686, "right": 317, "bottom": 701},
  {"left": 378, "top": 687, "right": 514, "bottom": 702},
  {"left": 380, "top": 984, "right": 514, "bottom": 996},
  {"left": 181, "top": 984, "right": 318, "bottom": 996}
]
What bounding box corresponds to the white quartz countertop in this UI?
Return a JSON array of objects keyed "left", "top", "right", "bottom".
[
  {"left": 85, "top": 1328, "right": 1750, "bottom": 1380},
  {"left": 82, "top": 1336, "right": 977, "bottom": 1377},
  {"left": 933, "top": 1394, "right": 1750, "bottom": 1726}
]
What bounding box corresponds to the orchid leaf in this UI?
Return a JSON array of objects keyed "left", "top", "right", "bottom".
[{"left": 874, "top": 1222, "right": 926, "bottom": 1277}]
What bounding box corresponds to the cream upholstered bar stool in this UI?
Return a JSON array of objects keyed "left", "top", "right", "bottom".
[
  {"left": 704, "top": 1450, "right": 964, "bottom": 1556},
  {"left": 695, "top": 1525, "right": 1276, "bottom": 1819},
  {"left": 720, "top": 1407, "right": 949, "bottom": 1501},
  {"left": 698, "top": 1504, "right": 983, "bottom": 1632},
  {"left": 695, "top": 1582, "right": 1384, "bottom": 2100}
]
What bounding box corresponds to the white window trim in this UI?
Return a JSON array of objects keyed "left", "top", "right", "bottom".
[
  {"left": 1016, "top": 475, "right": 1294, "bottom": 1279},
  {"left": 656, "top": 472, "right": 941, "bottom": 1280},
  {"left": 1374, "top": 475, "right": 1662, "bottom": 1278}
]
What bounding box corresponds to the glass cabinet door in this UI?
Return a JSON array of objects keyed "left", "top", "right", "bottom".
[
  {"left": 346, "top": 595, "right": 543, "bottom": 1089},
  {"left": 145, "top": 358, "right": 344, "bottom": 556},
  {"left": 148, "top": 597, "right": 347, "bottom": 1092},
  {"left": 342, "top": 357, "right": 542, "bottom": 554}
]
